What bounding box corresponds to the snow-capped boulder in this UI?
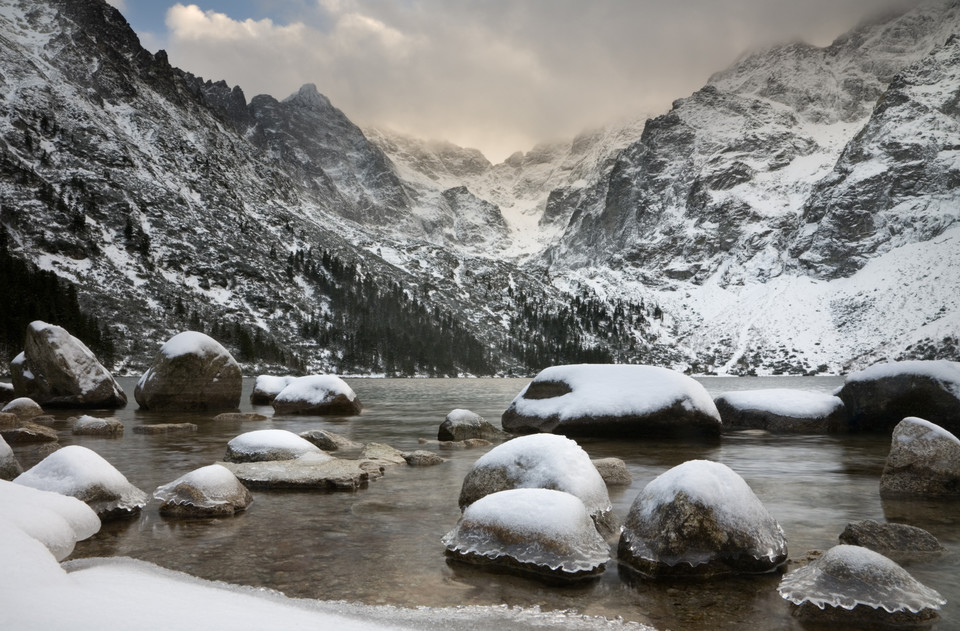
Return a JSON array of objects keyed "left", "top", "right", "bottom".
[
  {"left": 501, "top": 364, "right": 721, "bottom": 438},
  {"left": 837, "top": 360, "right": 960, "bottom": 434},
  {"left": 14, "top": 322, "right": 126, "bottom": 408},
  {"left": 135, "top": 332, "right": 242, "bottom": 411},
  {"left": 442, "top": 488, "right": 609, "bottom": 582},
  {"left": 778, "top": 545, "right": 945, "bottom": 627},
  {"left": 879, "top": 417, "right": 960, "bottom": 497},
  {"left": 0, "top": 479, "right": 101, "bottom": 561},
  {"left": 153, "top": 464, "right": 253, "bottom": 518},
  {"left": 438, "top": 409, "right": 507, "bottom": 442},
  {"left": 839, "top": 520, "right": 943, "bottom": 555},
  {"left": 2, "top": 397, "right": 44, "bottom": 419},
  {"left": 618, "top": 460, "right": 787, "bottom": 577},
  {"left": 714, "top": 389, "right": 846, "bottom": 433},
  {"left": 71, "top": 415, "right": 123, "bottom": 436},
  {"left": 271, "top": 375, "right": 361, "bottom": 415},
  {"left": 14, "top": 445, "right": 147, "bottom": 520},
  {"left": 250, "top": 375, "right": 295, "bottom": 404},
  {"left": 1, "top": 435, "right": 23, "bottom": 480},
  {"left": 458, "top": 434, "right": 615, "bottom": 535},
  {"left": 224, "top": 429, "right": 328, "bottom": 463}
]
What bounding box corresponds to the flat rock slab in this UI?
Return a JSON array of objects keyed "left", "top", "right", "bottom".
[
  {"left": 839, "top": 520, "right": 943, "bottom": 554},
  {"left": 220, "top": 457, "right": 375, "bottom": 491},
  {"left": 0, "top": 422, "right": 59, "bottom": 444},
  {"left": 133, "top": 423, "right": 199, "bottom": 435},
  {"left": 213, "top": 413, "right": 268, "bottom": 422}
]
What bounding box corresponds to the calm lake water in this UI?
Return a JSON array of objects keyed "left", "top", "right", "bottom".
[{"left": 24, "top": 376, "right": 960, "bottom": 630}]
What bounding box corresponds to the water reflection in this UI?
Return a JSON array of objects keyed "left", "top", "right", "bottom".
[{"left": 12, "top": 376, "right": 955, "bottom": 631}]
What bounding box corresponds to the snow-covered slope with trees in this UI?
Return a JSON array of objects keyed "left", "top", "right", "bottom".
[{"left": 1, "top": 0, "right": 957, "bottom": 376}]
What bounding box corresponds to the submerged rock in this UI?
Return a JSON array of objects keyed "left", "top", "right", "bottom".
[
  {"left": 154, "top": 464, "right": 253, "bottom": 517},
  {"left": 618, "top": 459, "right": 787, "bottom": 578},
  {"left": 213, "top": 412, "right": 268, "bottom": 422},
  {"left": 591, "top": 458, "right": 632, "bottom": 486},
  {"left": 501, "top": 364, "right": 721, "bottom": 438},
  {"left": 300, "top": 429, "right": 363, "bottom": 452},
  {"left": 271, "top": 375, "right": 361, "bottom": 415},
  {"left": 14, "top": 321, "right": 126, "bottom": 408},
  {"left": 458, "top": 434, "right": 616, "bottom": 536},
  {"left": 778, "top": 544, "right": 945, "bottom": 626},
  {"left": 135, "top": 331, "right": 242, "bottom": 411},
  {"left": 839, "top": 520, "right": 944, "bottom": 555},
  {"left": 443, "top": 488, "right": 609, "bottom": 582},
  {"left": 438, "top": 409, "right": 508, "bottom": 442},
  {"left": 70, "top": 415, "right": 123, "bottom": 436},
  {"left": 221, "top": 456, "right": 376, "bottom": 491},
  {"left": 250, "top": 375, "right": 295, "bottom": 404},
  {"left": 402, "top": 450, "right": 445, "bottom": 466},
  {"left": 224, "top": 429, "right": 327, "bottom": 463},
  {"left": 0, "top": 435, "right": 23, "bottom": 480},
  {"left": 14, "top": 445, "right": 147, "bottom": 520},
  {"left": 880, "top": 417, "right": 960, "bottom": 497},
  {"left": 837, "top": 360, "right": 960, "bottom": 434},
  {"left": 714, "top": 389, "right": 846, "bottom": 433},
  {"left": 132, "top": 423, "right": 198, "bottom": 435}
]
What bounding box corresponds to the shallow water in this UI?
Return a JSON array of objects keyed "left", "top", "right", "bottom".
[{"left": 21, "top": 376, "right": 960, "bottom": 630}]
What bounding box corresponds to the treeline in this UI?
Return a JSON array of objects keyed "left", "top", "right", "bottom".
[
  {"left": 293, "top": 248, "right": 494, "bottom": 376},
  {"left": 0, "top": 225, "right": 116, "bottom": 367},
  {"left": 502, "top": 288, "right": 655, "bottom": 371}
]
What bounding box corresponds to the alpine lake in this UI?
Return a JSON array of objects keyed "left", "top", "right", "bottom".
[{"left": 26, "top": 376, "right": 959, "bottom": 630}]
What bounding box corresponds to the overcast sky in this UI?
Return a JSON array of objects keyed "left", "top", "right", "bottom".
[{"left": 108, "top": 0, "right": 917, "bottom": 162}]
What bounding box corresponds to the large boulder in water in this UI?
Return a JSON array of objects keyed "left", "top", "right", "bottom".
[
  {"left": 714, "top": 389, "right": 846, "bottom": 433},
  {"left": 271, "top": 375, "right": 361, "bottom": 415},
  {"left": 135, "top": 332, "right": 241, "bottom": 411},
  {"left": 778, "top": 545, "right": 945, "bottom": 627},
  {"left": 879, "top": 417, "right": 960, "bottom": 497},
  {"left": 443, "top": 488, "right": 609, "bottom": 582},
  {"left": 501, "top": 364, "right": 721, "bottom": 438},
  {"left": 458, "top": 433, "right": 616, "bottom": 535},
  {"left": 12, "top": 322, "right": 125, "bottom": 408},
  {"left": 14, "top": 445, "right": 147, "bottom": 520},
  {"left": 837, "top": 360, "right": 960, "bottom": 434},
  {"left": 618, "top": 459, "right": 787, "bottom": 578}
]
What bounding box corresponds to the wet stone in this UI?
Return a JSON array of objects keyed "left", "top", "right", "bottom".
[
  {"left": 402, "top": 450, "right": 445, "bottom": 466},
  {"left": 70, "top": 415, "right": 124, "bottom": 436}
]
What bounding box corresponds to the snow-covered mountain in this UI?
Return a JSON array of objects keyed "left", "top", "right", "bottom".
[{"left": 1, "top": 0, "right": 958, "bottom": 376}]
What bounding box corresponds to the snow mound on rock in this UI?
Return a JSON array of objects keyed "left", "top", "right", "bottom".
[
  {"left": 717, "top": 389, "right": 843, "bottom": 418},
  {"left": 153, "top": 464, "right": 252, "bottom": 510},
  {"left": 0, "top": 479, "right": 100, "bottom": 561},
  {"left": 778, "top": 544, "right": 946, "bottom": 613},
  {"left": 14, "top": 446, "right": 147, "bottom": 516},
  {"left": 443, "top": 488, "right": 609, "bottom": 574},
  {"left": 225, "top": 429, "right": 330, "bottom": 463}
]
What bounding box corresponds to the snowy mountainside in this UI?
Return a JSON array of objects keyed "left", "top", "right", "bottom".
[{"left": 0, "top": 0, "right": 669, "bottom": 376}]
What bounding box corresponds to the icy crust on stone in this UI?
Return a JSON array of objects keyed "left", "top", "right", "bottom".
[
  {"left": 621, "top": 460, "right": 786, "bottom": 569},
  {"left": 896, "top": 416, "right": 960, "bottom": 446},
  {"left": 716, "top": 389, "right": 843, "bottom": 418},
  {"left": 443, "top": 489, "right": 609, "bottom": 574},
  {"left": 846, "top": 360, "right": 960, "bottom": 395},
  {"left": 225, "top": 429, "right": 329, "bottom": 462},
  {"left": 14, "top": 446, "right": 147, "bottom": 517},
  {"left": 153, "top": 464, "right": 252, "bottom": 509},
  {"left": 778, "top": 545, "right": 946, "bottom": 613},
  {"left": 510, "top": 364, "right": 720, "bottom": 421},
  {"left": 461, "top": 434, "right": 611, "bottom": 518},
  {"left": 0, "top": 479, "right": 100, "bottom": 561}
]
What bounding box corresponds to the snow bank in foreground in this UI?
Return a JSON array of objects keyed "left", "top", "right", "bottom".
[{"left": 0, "top": 482, "right": 648, "bottom": 630}]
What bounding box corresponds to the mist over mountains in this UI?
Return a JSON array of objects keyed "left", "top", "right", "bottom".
[{"left": 1, "top": 0, "right": 958, "bottom": 376}]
